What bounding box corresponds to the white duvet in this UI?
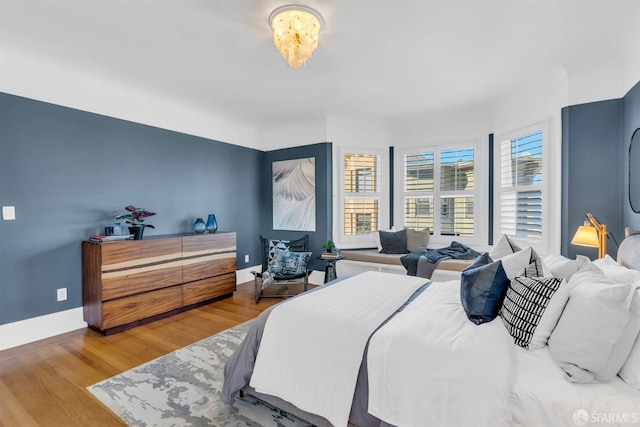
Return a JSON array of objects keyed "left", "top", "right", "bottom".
[
  {"left": 367, "top": 280, "right": 515, "bottom": 427},
  {"left": 511, "top": 345, "right": 640, "bottom": 427},
  {"left": 249, "top": 272, "right": 640, "bottom": 427},
  {"left": 250, "top": 271, "right": 428, "bottom": 427}
]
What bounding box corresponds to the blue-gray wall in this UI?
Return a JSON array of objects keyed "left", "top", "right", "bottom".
[
  {"left": 4, "top": 77, "right": 640, "bottom": 326},
  {"left": 0, "top": 93, "right": 323, "bottom": 326},
  {"left": 561, "top": 99, "right": 624, "bottom": 259},
  {"left": 262, "top": 143, "right": 333, "bottom": 272},
  {"left": 623, "top": 81, "right": 640, "bottom": 230},
  {"left": 561, "top": 80, "right": 640, "bottom": 259}
]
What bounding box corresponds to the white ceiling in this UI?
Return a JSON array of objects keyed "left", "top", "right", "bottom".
[{"left": 1, "top": 1, "right": 640, "bottom": 141}]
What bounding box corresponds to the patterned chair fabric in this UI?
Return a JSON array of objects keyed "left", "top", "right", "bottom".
[{"left": 253, "top": 234, "right": 311, "bottom": 303}]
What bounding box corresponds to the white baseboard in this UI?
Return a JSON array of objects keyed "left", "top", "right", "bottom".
[
  {"left": 309, "top": 270, "right": 324, "bottom": 286},
  {"left": 0, "top": 307, "right": 87, "bottom": 352},
  {"left": 0, "top": 267, "right": 323, "bottom": 352},
  {"left": 236, "top": 265, "right": 261, "bottom": 284}
]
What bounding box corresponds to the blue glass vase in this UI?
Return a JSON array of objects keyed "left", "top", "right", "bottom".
[
  {"left": 206, "top": 214, "right": 218, "bottom": 233},
  {"left": 193, "top": 218, "right": 206, "bottom": 233}
]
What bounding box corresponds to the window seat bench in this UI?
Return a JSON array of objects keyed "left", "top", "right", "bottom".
[{"left": 336, "top": 249, "right": 472, "bottom": 281}]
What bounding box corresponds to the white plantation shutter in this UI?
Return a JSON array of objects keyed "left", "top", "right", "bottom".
[
  {"left": 404, "top": 153, "right": 434, "bottom": 192},
  {"left": 399, "top": 146, "right": 475, "bottom": 240},
  {"left": 440, "top": 148, "right": 474, "bottom": 237},
  {"left": 499, "top": 130, "right": 543, "bottom": 242},
  {"left": 440, "top": 195, "right": 474, "bottom": 236},
  {"left": 343, "top": 199, "right": 379, "bottom": 235},
  {"left": 403, "top": 152, "right": 435, "bottom": 231},
  {"left": 440, "top": 149, "right": 474, "bottom": 192},
  {"left": 343, "top": 153, "right": 381, "bottom": 236},
  {"left": 404, "top": 197, "right": 434, "bottom": 230}
]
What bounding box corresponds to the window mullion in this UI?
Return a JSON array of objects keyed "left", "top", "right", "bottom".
[{"left": 433, "top": 151, "right": 441, "bottom": 237}]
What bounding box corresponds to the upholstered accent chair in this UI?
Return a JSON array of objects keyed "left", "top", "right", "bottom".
[{"left": 252, "top": 234, "right": 312, "bottom": 303}]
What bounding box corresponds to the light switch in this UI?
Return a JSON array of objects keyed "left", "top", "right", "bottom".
[{"left": 2, "top": 206, "right": 16, "bottom": 220}]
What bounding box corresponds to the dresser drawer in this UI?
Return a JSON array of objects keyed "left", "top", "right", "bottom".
[
  {"left": 101, "top": 286, "right": 183, "bottom": 330},
  {"left": 183, "top": 273, "right": 236, "bottom": 306},
  {"left": 101, "top": 261, "right": 183, "bottom": 300},
  {"left": 182, "top": 233, "right": 236, "bottom": 257},
  {"left": 183, "top": 253, "right": 236, "bottom": 283},
  {"left": 101, "top": 238, "right": 182, "bottom": 271}
]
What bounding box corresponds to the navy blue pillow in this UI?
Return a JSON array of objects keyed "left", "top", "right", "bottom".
[
  {"left": 460, "top": 253, "right": 510, "bottom": 325},
  {"left": 379, "top": 229, "right": 409, "bottom": 254}
]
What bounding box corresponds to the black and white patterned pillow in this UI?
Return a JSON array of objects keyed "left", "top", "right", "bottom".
[
  {"left": 500, "top": 275, "right": 564, "bottom": 349},
  {"left": 518, "top": 254, "right": 545, "bottom": 278},
  {"left": 270, "top": 251, "right": 312, "bottom": 276},
  {"left": 499, "top": 247, "right": 544, "bottom": 280},
  {"left": 268, "top": 239, "right": 290, "bottom": 269}
]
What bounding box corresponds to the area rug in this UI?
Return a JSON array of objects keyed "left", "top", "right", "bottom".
[{"left": 88, "top": 321, "right": 312, "bottom": 427}]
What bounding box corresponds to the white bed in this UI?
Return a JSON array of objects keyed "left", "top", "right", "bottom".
[
  {"left": 511, "top": 346, "right": 640, "bottom": 427},
  {"left": 222, "top": 234, "right": 640, "bottom": 427}
]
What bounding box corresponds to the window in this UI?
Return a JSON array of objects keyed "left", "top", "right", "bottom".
[
  {"left": 439, "top": 147, "right": 475, "bottom": 237},
  {"left": 495, "top": 126, "right": 545, "bottom": 247},
  {"left": 396, "top": 144, "right": 477, "bottom": 243},
  {"left": 414, "top": 198, "right": 431, "bottom": 217},
  {"left": 403, "top": 151, "right": 435, "bottom": 231},
  {"left": 355, "top": 213, "right": 372, "bottom": 234},
  {"left": 339, "top": 150, "right": 387, "bottom": 245},
  {"left": 355, "top": 168, "right": 373, "bottom": 192}
]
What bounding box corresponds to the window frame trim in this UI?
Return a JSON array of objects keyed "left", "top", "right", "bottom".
[
  {"left": 394, "top": 138, "right": 484, "bottom": 247},
  {"left": 336, "top": 146, "right": 389, "bottom": 248},
  {"left": 493, "top": 118, "right": 555, "bottom": 255}
]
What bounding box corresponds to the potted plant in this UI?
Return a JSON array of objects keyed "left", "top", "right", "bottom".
[
  {"left": 324, "top": 240, "right": 336, "bottom": 253},
  {"left": 115, "top": 205, "right": 156, "bottom": 240}
]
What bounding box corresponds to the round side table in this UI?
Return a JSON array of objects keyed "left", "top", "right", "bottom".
[{"left": 318, "top": 253, "right": 344, "bottom": 283}]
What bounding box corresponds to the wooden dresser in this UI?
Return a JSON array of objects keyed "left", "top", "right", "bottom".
[{"left": 82, "top": 232, "right": 236, "bottom": 334}]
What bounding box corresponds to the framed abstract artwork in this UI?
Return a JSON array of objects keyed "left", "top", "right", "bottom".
[{"left": 272, "top": 157, "right": 316, "bottom": 231}]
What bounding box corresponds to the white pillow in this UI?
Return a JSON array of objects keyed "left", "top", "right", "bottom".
[
  {"left": 500, "top": 247, "right": 546, "bottom": 280},
  {"left": 619, "top": 297, "right": 640, "bottom": 390},
  {"left": 542, "top": 254, "right": 590, "bottom": 281},
  {"left": 489, "top": 234, "right": 521, "bottom": 260},
  {"left": 373, "top": 232, "right": 382, "bottom": 252},
  {"left": 566, "top": 261, "right": 615, "bottom": 290},
  {"left": 595, "top": 254, "right": 618, "bottom": 266},
  {"left": 593, "top": 255, "right": 640, "bottom": 284},
  {"left": 529, "top": 277, "right": 571, "bottom": 350},
  {"left": 548, "top": 282, "right": 640, "bottom": 383}
]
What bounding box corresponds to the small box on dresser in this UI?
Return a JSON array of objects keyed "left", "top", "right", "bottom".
[{"left": 82, "top": 232, "right": 236, "bottom": 335}]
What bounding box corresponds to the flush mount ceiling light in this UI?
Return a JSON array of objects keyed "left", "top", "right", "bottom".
[{"left": 269, "top": 5, "right": 323, "bottom": 68}]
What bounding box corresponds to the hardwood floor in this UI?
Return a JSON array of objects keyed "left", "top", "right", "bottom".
[{"left": 0, "top": 281, "right": 298, "bottom": 427}]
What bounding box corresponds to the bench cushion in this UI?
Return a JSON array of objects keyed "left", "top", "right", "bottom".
[{"left": 341, "top": 249, "right": 473, "bottom": 272}]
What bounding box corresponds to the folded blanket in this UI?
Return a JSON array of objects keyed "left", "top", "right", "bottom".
[{"left": 401, "top": 241, "right": 480, "bottom": 277}]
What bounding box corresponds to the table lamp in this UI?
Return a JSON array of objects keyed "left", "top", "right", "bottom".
[{"left": 571, "top": 213, "right": 607, "bottom": 258}]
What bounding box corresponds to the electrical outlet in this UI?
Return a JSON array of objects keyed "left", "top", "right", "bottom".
[
  {"left": 57, "top": 288, "right": 67, "bottom": 302},
  {"left": 245, "top": 254, "right": 250, "bottom": 263},
  {"left": 2, "top": 206, "right": 15, "bottom": 220}
]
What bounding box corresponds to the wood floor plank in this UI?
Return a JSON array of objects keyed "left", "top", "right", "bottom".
[
  {"left": 0, "top": 378, "right": 40, "bottom": 426},
  {"left": 0, "top": 281, "right": 284, "bottom": 426}
]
